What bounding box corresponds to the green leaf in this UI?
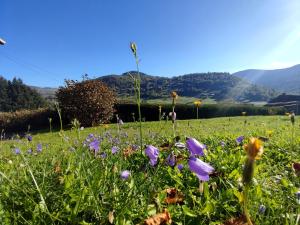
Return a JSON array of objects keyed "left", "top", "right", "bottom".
[{"left": 182, "top": 205, "right": 197, "bottom": 217}]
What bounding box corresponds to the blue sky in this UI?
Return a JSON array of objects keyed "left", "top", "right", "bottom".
[{"left": 1, "top": 0, "right": 300, "bottom": 87}]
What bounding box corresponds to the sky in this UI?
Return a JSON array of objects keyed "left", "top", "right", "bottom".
[{"left": 1, "top": 0, "right": 300, "bottom": 87}]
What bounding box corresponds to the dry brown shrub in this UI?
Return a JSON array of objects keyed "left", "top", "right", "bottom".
[{"left": 56, "top": 79, "right": 116, "bottom": 126}]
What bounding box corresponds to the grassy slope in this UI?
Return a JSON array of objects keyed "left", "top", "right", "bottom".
[{"left": 0, "top": 116, "right": 299, "bottom": 224}]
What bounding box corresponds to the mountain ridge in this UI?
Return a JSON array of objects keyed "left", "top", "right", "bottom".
[
  {"left": 232, "top": 64, "right": 300, "bottom": 94},
  {"left": 98, "top": 71, "right": 277, "bottom": 102}
]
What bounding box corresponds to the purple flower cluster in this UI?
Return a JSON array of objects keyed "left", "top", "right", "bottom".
[
  {"left": 111, "top": 146, "right": 119, "bottom": 154},
  {"left": 27, "top": 135, "right": 32, "bottom": 142},
  {"left": 236, "top": 135, "right": 244, "bottom": 144},
  {"left": 37, "top": 144, "right": 42, "bottom": 152},
  {"left": 145, "top": 145, "right": 159, "bottom": 166},
  {"left": 186, "top": 138, "right": 214, "bottom": 181},
  {"left": 89, "top": 139, "right": 100, "bottom": 152},
  {"left": 166, "top": 152, "right": 176, "bottom": 167},
  {"left": 14, "top": 148, "right": 21, "bottom": 154}
]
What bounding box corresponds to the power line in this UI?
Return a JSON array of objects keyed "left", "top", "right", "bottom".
[{"left": 0, "top": 50, "right": 63, "bottom": 84}]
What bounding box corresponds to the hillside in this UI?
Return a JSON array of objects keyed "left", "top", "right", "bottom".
[
  {"left": 31, "top": 86, "right": 57, "bottom": 101},
  {"left": 99, "top": 71, "right": 278, "bottom": 102},
  {"left": 232, "top": 64, "right": 300, "bottom": 94}
]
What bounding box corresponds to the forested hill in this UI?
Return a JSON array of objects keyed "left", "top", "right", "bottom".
[
  {"left": 0, "top": 76, "right": 46, "bottom": 112},
  {"left": 99, "top": 71, "right": 278, "bottom": 102}
]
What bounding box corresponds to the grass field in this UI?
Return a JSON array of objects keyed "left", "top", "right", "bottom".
[{"left": 0, "top": 116, "right": 299, "bottom": 224}]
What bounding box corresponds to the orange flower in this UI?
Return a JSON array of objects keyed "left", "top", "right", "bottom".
[
  {"left": 170, "top": 91, "right": 178, "bottom": 99},
  {"left": 244, "top": 138, "right": 263, "bottom": 160}
]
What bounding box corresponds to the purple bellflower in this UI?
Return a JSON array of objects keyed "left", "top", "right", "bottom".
[
  {"left": 186, "top": 138, "right": 206, "bottom": 156},
  {"left": 145, "top": 145, "right": 159, "bottom": 166},
  {"left": 188, "top": 156, "right": 214, "bottom": 181},
  {"left": 120, "top": 170, "right": 131, "bottom": 180}
]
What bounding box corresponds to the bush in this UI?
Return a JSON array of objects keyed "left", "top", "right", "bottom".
[
  {"left": 0, "top": 108, "right": 59, "bottom": 134},
  {"left": 56, "top": 79, "right": 116, "bottom": 126},
  {"left": 115, "top": 103, "right": 286, "bottom": 122}
]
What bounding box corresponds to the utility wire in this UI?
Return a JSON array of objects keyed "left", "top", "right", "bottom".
[{"left": 0, "top": 50, "right": 63, "bottom": 85}]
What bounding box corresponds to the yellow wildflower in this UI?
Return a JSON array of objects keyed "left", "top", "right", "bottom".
[
  {"left": 194, "top": 100, "right": 201, "bottom": 107},
  {"left": 244, "top": 138, "right": 264, "bottom": 160},
  {"left": 170, "top": 91, "right": 178, "bottom": 99}
]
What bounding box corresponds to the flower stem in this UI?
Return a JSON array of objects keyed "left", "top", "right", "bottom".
[
  {"left": 243, "top": 184, "right": 253, "bottom": 225},
  {"left": 135, "top": 57, "right": 143, "bottom": 153},
  {"left": 172, "top": 98, "right": 176, "bottom": 137}
]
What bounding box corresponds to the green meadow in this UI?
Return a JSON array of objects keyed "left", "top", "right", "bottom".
[{"left": 0, "top": 116, "right": 299, "bottom": 224}]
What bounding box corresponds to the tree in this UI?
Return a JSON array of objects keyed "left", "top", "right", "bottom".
[
  {"left": 56, "top": 78, "right": 116, "bottom": 126},
  {"left": 0, "top": 76, "right": 46, "bottom": 112}
]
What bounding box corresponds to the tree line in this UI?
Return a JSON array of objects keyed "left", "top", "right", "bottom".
[{"left": 0, "top": 76, "right": 46, "bottom": 112}]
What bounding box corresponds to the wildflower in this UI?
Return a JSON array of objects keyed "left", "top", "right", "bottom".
[
  {"left": 8, "top": 160, "right": 13, "bottom": 164},
  {"left": 290, "top": 112, "right": 295, "bottom": 125},
  {"left": 14, "top": 148, "right": 21, "bottom": 154},
  {"left": 220, "top": 141, "right": 226, "bottom": 147},
  {"left": 27, "top": 149, "right": 32, "bottom": 154},
  {"left": 169, "top": 112, "right": 176, "bottom": 122},
  {"left": 100, "top": 152, "right": 107, "bottom": 158},
  {"left": 188, "top": 156, "right": 214, "bottom": 181},
  {"left": 242, "top": 112, "right": 247, "bottom": 116},
  {"left": 131, "top": 144, "right": 139, "bottom": 151},
  {"left": 258, "top": 205, "right": 266, "bottom": 214},
  {"left": 177, "top": 164, "right": 184, "bottom": 171},
  {"left": 130, "top": 42, "right": 137, "bottom": 57},
  {"left": 236, "top": 135, "right": 244, "bottom": 144},
  {"left": 186, "top": 138, "right": 205, "bottom": 156},
  {"left": 118, "top": 119, "right": 124, "bottom": 125},
  {"left": 27, "top": 135, "right": 32, "bottom": 142},
  {"left": 244, "top": 138, "right": 263, "bottom": 160},
  {"left": 266, "top": 130, "right": 273, "bottom": 137},
  {"left": 37, "top": 144, "right": 42, "bottom": 152},
  {"left": 242, "top": 138, "right": 264, "bottom": 185},
  {"left": 194, "top": 100, "right": 201, "bottom": 107},
  {"left": 80, "top": 127, "right": 84, "bottom": 130},
  {"left": 88, "top": 133, "right": 94, "bottom": 139},
  {"left": 170, "top": 91, "right": 178, "bottom": 99},
  {"left": 166, "top": 152, "right": 176, "bottom": 167},
  {"left": 145, "top": 145, "right": 159, "bottom": 166},
  {"left": 89, "top": 139, "right": 100, "bottom": 152},
  {"left": 111, "top": 146, "right": 119, "bottom": 154},
  {"left": 120, "top": 170, "right": 131, "bottom": 180},
  {"left": 174, "top": 142, "right": 185, "bottom": 149}
]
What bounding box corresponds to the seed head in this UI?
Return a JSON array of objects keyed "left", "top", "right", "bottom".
[{"left": 130, "top": 42, "right": 137, "bottom": 57}]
